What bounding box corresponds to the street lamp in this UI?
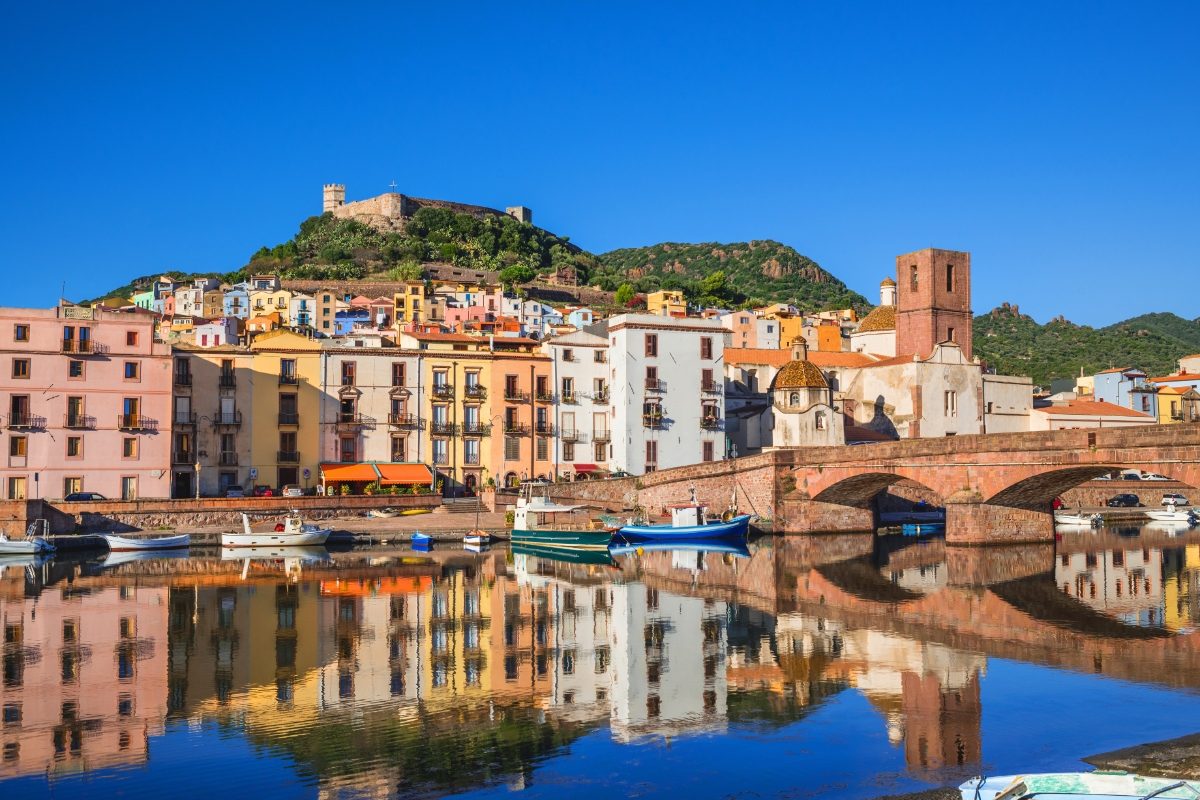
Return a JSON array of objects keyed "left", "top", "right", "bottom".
[{"left": 193, "top": 460, "right": 201, "bottom": 500}]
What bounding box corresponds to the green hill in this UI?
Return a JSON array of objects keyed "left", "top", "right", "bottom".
[
  {"left": 973, "top": 304, "right": 1200, "bottom": 386},
  {"left": 594, "top": 241, "right": 869, "bottom": 312}
]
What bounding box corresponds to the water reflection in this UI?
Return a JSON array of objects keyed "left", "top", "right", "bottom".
[{"left": 1, "top": 525, "right": 1200, "bottom": 796}]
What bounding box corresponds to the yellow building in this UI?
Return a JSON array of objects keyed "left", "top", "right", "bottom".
[
  {"left": 249, "top": 330, "right": 324, "bottom": 488},
  {"left": 202, "top": 289, "right": 226, "bottom": 320},
  {"left": 250, "top": 288, "right": 294, "bottom": 323},
  {"left": 646, "top": 290, "right": 686, "bottom": 318},
  {"left": 393, "top": 281, "right": 427, "bottom": 327},
  {"left": 1157, "top": 386, "right": 1200, "bottom": 424}
]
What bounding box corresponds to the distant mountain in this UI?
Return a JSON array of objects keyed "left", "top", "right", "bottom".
[
  {"left": 974, "top": 304, "right": 1200, "bottom": 386},
  {"left": 595, "top": 241, "right": 869, "bottom": 312}
]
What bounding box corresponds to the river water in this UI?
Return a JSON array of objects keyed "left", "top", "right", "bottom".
[{"left": 2, "top": 526, "right": 1200, "bottom": 799}]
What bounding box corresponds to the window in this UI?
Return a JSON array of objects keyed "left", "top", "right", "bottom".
[
  {"left": 432, "top": 439, "right": 448, "bottom": 465},
  {"left": 126, "top": 331, "right": 138, "bottom": 347},
  {"left": 646, "top": 365, "right": 659, "bottom": 389},
  {"left": 391, "top": 362, "right": 405, "bottom": 387},
  {"left": 7, "top": 477, "right": 26, "bottom": 500},
  {"left": 66, "top": 437, "right": 82, "bottom": 458},
  {"left": 504, "top": 437, "right": 520, "bottom": 461},
  {"left": 536, "top": 437, "right": 549, "bottom": 461},
  {"left": 947, "top": 326, "right": 956, "bottom": 343},
  {"left": 563, "top": 441, "right": 575, "bottom": 460},
  {"left": 11, "top": 358, "right": 29, "bottom": 379},
  {"left": 946, "top": 263, "right": 955, "bottom": 292},
  {"left": 464, "top": 439, "right": 480, "bottom": 465},
  {"left": 68, "top": 360, "right": 83, "bottom": 378},
  {"left": 816, "top": 410, "right": 827, "bottom": 430},
  {"left": 645, "top": 440, "right": 658, "bottom": 469},
  {"left": 121, "top": 477, "right": 137, "bottom": 501},
  {"left": 594, "top": 349, "right": 606, "bottom": 363},
  {"left": 13, "top": 324, "right": 28, "bottom": 342},
  {"left": 910, "top": 264, "right": 919, "bottom": 291},
  {"left": 645, "top": 334, "right": 658, "bottom": 357},
  {"left": 700, "top": 337, "right": 713, "bottom": 360},
  {"left": 341, "top": 361, "right": 356, "bottom": 386},
  {"left": 63, "top": 477, "right": 82, "bottom": 496},
  {"left": 124, "top": 361, "right": 140, "bottom": 380},
  {"left": 594, "top": 441, "right": 607, "bottom": 461},
  {"left": 563, "top": 348, "right": 574, "bottom": 362},
  {"left": 391, "top": 435, "right": 406, "bottom": 462},
  {"left": 944, "top": 390, "right": 958, "bottom": 417},
  {"left": 9, "top": 437, "right": 27, "bottom": 457},
  {"left": 122, "top": 438, "right": 138, "bottom": 459},
  {"left": 702, "top": 441, "right": 714, "bottom": 462},
  {"left": 339, "top": 437, "right": 356, "bottom": 463}
]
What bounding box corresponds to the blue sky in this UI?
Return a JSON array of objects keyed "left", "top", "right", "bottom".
[{"left": 3, "top": 2, "right": 1197, "bottom": 325}]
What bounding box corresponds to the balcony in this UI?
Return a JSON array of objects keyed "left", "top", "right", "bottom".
[
  {"left": 535, "top": 392, "right": 556, "bottom": 404},
  {"left": 592, "top": 430, "right": 612, "bottom": 443},
  {"left": 430, "top": 421, "right": 458, "bottom": 436},
  {"left": 461, "top": 423, "right": 492, "bottom": 436},
  {"left": 213, "top": 411, "right": 242, "bottom": 427},
  {"left": 219, "top": 373, "right": 237, "bottom": 389},
  {"left": 64, "top": 414, "right": 95, "bottom": 430},
  {"left": 700, "top": 415, "right": 722, "bottom": 430},
  {"left": 560, "top": 392, "right": 577, "bottom": 405},
  {"left": 219, "top": 451, "right": 239, "bottom": 466},
  {"left": 279, "top": 374, "right": 300, "bottom": 385},
  {"left": 504, "top": 389, "right": 529, "bottom": 403},
  {"left": 278, "top": 450, "right": 300, "bottom": 463},
  {"left": 560, "top": 429, "right": 580, "bottom": 443},
  {"left": 534, "top": 422, "right": 555, "bottom": 436},
  {"left": 702, "top": 380, "right": 723, "bottom": 394},
  {"left": 8, "top": 413, "right": 46, "bottom": 430},
  {"left": 172, "top": 450, "right": 193, "bottom": 465},
  {"left": 464, "top": 384, "right": 487, "bottom": 400},
  {"left": 174, "top": 373, "right": 192, "bottom": 388},
  {"left": 173, "top": 412, "right": 197, "bottom": 426},
  {"left": 504, "top": 422, "right": 530, "bottom": 436},
  {"left": 592, "top": 390, "right": 609, "bottom": 404},
  {"left": 336, "top": 413, "right": 370, "bottom": 429},
  {"left": 432, "top": 384, "right": 455, "bottom": 399},
  {"left": 60, "top": 339, "right": 108, "bottom": 355},
  {"left": 642, "top": 412, "right": 666, "bottom": 429},
  {"left": 118, "top": 414, "right": 157, "bottom": 431},
  {"left": 645, "top": 378, "right": 665, "bottom": 392},
  {"left": 278, "top": 412, "right": 300, "bottom": 426},
  {"left": 389, "top": 413, "right": 424, "bottom": 430}
]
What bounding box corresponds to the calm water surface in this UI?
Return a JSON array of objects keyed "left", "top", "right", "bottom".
[{"left": 3, "top": 526, "right": 1200, "bottom": 799}]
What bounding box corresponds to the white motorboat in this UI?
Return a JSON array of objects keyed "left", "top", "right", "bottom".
[
  {"left": 960, "top": 771, "right": 1200, "bottom": 800},
  {"left": 221, "top": 513, "right": 332, "bottom": 548},
  {"left": 1054, "top": 510, "right": 1102, "bottom": 527},
  {"left": 1144, "top": 504, "right": 1197, "bottom": 524},
  {"left": 103, "top": 533, "right": 191, "bottom": 552},
  {"left": 0, "top": 532, "right": 55, "bottom": 555}
]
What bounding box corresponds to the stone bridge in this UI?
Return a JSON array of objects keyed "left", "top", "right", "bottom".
[{"left": 551, "top": 425, "right": 1200, "bottom": 545}]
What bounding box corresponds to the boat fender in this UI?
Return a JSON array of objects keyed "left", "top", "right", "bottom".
[
  {"left": 274, "top": 523, "right": 285, "bottom": 532},
  {"left": 721, "top": 509, "right": 735, "bottom": 523}
]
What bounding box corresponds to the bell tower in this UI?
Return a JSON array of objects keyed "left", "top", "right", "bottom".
[{"left": 895, "top": 248, "right": 972, "bottom": 359}]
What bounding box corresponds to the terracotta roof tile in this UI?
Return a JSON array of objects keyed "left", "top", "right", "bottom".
[
  {"left": 1150, "top": 371, "right": 1200, "bottom": 383},
  {"left": 725, "top": 348, "right": 794, "bottom": 367},
  {"left": 1035, "top": 399, "right": 1154, "bottom": 418},
  {"left": 807, "top": 351, "right": 879, "bottom": 368},
  {"left": 772, "top": 359, "right": 828, "bottom": 389},
  {"left": 855, "top": 305, "right": 896, "bottom": 333}
]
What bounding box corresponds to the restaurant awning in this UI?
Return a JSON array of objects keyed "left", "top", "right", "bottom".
[
  {"left": 319, "top": 463, "right": 380, "bottom": 483},
  {"left": 377, "top": 463, "right": 434, "bottom": 485},
  {"left": 572, "top": 463, "right": 600, "bottom": 473}
]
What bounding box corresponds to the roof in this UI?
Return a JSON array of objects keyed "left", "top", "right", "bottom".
[
  {"left": 1096, "top": 366, "right": 1136, "bottom": 374},
  {"left": 880, "top": 277, "right": 896, "bottom": 287},
  {"left": 859, "top": 353, "right": 919, "bottom": 369},
  {"left": 855, "top": 305, "right": 896, "bottom": 333},
  {"left": 1158, "top": 386, "right": 1189, "bottom": 395},
  {"left": 725, "top": 348, "right": 792, "bottom": 367},
  {"left": 772, "top": 359, "right": 828, "bottom": 389},
  {"left": 1150, "top": 371, "right": 1200, "bottom": 383},
  {"left": 1034, "top": 399, "right": 1154, "bottom": 418},
  {"left": 808, "top": 351, "right": 880, "bottom": 368}
]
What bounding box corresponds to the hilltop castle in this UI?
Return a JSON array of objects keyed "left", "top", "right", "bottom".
[{"left": 322, "top": 183, "right": 532, "bottom": 233}]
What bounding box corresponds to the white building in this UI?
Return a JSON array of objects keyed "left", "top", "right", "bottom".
[
  {"left": 543, "top": 328, "right": 612, "bottom": 477},
  {"left": 602, "top": 313, "right": 729, "bottom": 474},
  {"left": 849, "top": 278, "right": 897, "bottom": 356}
]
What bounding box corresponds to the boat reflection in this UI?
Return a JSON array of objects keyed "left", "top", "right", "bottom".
[{"left": 1, "top": 525, "right": 1200, "bottom": 793}]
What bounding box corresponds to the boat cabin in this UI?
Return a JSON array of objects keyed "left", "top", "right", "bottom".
[{"left": 669, "top": 503, "right": 710, "bottom": 527}]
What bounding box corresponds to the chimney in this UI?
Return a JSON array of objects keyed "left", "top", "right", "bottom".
[{"left": 790, "top": 339, "right": 808, "bottom": 361}]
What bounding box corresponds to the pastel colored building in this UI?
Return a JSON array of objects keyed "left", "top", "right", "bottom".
[
  {"left": 223, "top": 283, "right": 251, "bottom": 320},
  {"left": 1093, "top": 367, "right": 1158, "bottom": 417},
  {"left": 1029, "top": 397, "right": 1157, "bottom": 430},
  {"left": 645, "top": 290, "right": 687, "bottom": 318},
  {"left": 566, "top": 307, "right": 596, "bottom": 330},
  {"left": 0, "top": 305, "right": 172, "bottom": 500},
  {"left": 193, "top": 318, "right": 240, "bottom": 347},
  {"left": 248, "top": 330, "right": 324, "bottom": 489}
]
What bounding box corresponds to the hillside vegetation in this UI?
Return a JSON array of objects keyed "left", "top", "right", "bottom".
[
  {"left": 973, "top": 305, "right": 1200, "bottom": 386},
  {"left": 595, "top": 241, "right": 868, "bottom": 312}
]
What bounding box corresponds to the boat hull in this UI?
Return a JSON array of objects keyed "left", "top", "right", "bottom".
[
  {"left": 1144, "top": 510, "right": 1195, "bottom": 522},
  {"left": 509, "top": 528, "right": 613, "bottom": 550},
  {"left": 221, "top": 531, "right": 331, "bottom": 548},
  {"left": 104, "top": 534, "right": 191, "bottom": 552},
  {"left": 0, "top": 539, "right": 54, "bottom": 555},
  {"left": 615, "top": 514, "right": 751, "bottom": 543}
]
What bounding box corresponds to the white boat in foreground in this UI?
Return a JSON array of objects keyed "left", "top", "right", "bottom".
[
  {"left": 0, "top": 533, "right": 55, "bottom": 555},
  {"left": 221, "top": 513, "right": 332, "bottom": 548},
  {"left": 960, "top": 771, "right": 1200, "bottom": 800},
  {"left": 1144, "top": 504, "right": 1198, "bottom": 524},
  {"left": 1054, "top": 511, "right": 1103, "bottom": 527},
  {"left": 103, "top": 533, "right": 191, "bottom": 552}
]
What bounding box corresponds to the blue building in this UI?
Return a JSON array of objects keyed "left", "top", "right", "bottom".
[
  {"left": 1093, "top": 367, "right": 1158, "bottom": 417},
  {"left": 223, "top": 283, "right": 251, "bottom": 320},
  {"left": 333, "top": 307, "right": 371, "bottom": 336},
  {"left": 567, "top": 307, "right": 595, "bottom": 329}
]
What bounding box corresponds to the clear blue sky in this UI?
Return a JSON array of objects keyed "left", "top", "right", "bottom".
[{"left": 3, "top": 2, "right": 1197, "bottom": 325}]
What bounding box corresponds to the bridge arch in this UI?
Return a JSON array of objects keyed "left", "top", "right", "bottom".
[
  {"left": 987, "top": 465, "right": 1145, "bottom": 510},
  {"left": 810, "top": 472, "right": 943, "bottom": 508}
]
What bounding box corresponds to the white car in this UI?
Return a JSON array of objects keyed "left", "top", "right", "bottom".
[
  {"left": 1162, "top": 493, "right": 1190, "bottom": 506},
  {"left": 1143, "top": 473, "right": 1170, "bottom": 481}
]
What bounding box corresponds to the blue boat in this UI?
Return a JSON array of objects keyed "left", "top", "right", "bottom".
[
  {"left": 411, "top": 532, "right": 433, "bottom": 550},
  {"left": 615, "top": 487, "right": 751, "bottom": 543},
  {"left": 901, "top": 522, "right": 945, "bottom": 536}
]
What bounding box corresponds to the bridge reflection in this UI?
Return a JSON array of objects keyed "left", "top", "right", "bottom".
[{"left": 0, "top": 529, "right": 1198, "bottom": 791}]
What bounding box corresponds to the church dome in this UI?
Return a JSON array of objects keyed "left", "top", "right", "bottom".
[
  {"left": 772, "top": 359, "right": 828, "bottom": 390},
  {"left": 880, "top": 277, "right": 896, "bottom": 287},
  {"left": 856, "top": 304, "right": 896, "bottom": 333}
]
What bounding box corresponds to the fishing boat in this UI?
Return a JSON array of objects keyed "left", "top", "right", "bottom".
[
  {"left": 103, "top": 533, "right": 191, "bottom": 552},
  {"left": 222, "top": 513, "right": 332, "bottom": 548},
  {"left": 959, "top": 771, "right": 1200, "bottom": 800},
  {"left": 1054, "top": 510, "right": 1103, "bottom": 526},
  {"left": 0, "top": 532, "right": 55, "bottom": 555},
  {"left": 464, "top": 542, "right": 488, "bottom": 553},
  {"left": 511, "top": 483, "right": 615, "bottom": 550},
  {"left": 1144, "top": 504, "right": 1198, "bottom": 524},
  {"left": 219, "top": 545, "right": 331, "bottom": 563},
  {"left": 615, "top": 487, "right": 751, "bottom": 543},
  {"left": 464, "top": 530, "right": 492, "bottom": 546},
  {"left": 411, "top": 531, "right": 433, "bottom": 550}
]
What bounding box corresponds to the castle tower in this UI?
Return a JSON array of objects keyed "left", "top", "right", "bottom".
[
  {"left": 323, "top": 183, "right": 346, "bottom": 214},
  {"left": 895, "top": 248, "right": 972, "bottom": 359},
  {"left": 880, "top": 277, "right": 897, "bottom": 307},
  {"left": 506, "top": 206, "right": 533, "bottom": 224}
]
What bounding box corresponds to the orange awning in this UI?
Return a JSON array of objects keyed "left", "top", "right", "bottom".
[
  {"left": 377, "top": 463, "right": 434, "bottom": 485},
  {"left": 319, "top": 463, "right": 379, "bottom": 482}
]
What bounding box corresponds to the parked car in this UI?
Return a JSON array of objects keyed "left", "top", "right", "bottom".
[
  {"left": 1121, "top": 472, "right": 1142, "bottom": 481},
  {"left": 1107, "top": 493, "right": 1143, "bottom": 508},
  {"left": 1162, "top": 493, "right": 1190, "bottom": 506},
  {"left": 281, "top": 484, "right": 303, "bottom": 497},
  {"left": 1143, "top": 473, "right": 1170, "bottom": 481},
  {"left": 224, "top": 486, "right": 246, "bottom": 498},
  {"left": 253, "top": 485, "right": 274, "bottom": 497},
  {"left": 64, "top": 492, "right": 106, "bottom": 502},
  {"left": 1094, "top": 473, "right": 1112, "bottom": 480}
]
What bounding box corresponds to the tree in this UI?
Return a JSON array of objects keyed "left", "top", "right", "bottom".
[
  {"left": 614, "top": 283, "right": 636, "bottom": 305},
  {"left": 499, "top": 265, "right": 537, "bottom": 289}
]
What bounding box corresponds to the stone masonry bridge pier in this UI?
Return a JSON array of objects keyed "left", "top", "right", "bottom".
[{"left": 549, "top": 425, "right": 1200, "bottom": 545}]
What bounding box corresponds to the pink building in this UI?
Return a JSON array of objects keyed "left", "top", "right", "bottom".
[{"left": 0, "top": 305, "right": 172, "bottom": 500}]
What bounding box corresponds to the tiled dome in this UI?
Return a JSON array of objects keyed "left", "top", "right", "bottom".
[
  {"left": 856, "top": 304, "right": 896, "bottom": 333},
  {"left": 772, "top": 359, "right": 828, "bottom": 389}
]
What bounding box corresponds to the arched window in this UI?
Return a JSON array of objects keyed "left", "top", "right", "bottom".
[
  {"left": 816, "top": 410, "right": 827, "bottom": 430},
  {"left": 789, "top": 392, "right": 800, "bottom": 406},
  {"left": 504, "top": 472, "right": 519, "bottom": 489}
]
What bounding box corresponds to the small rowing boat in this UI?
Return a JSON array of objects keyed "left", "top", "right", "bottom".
[
  {"left": 222, "top": 513, "right": 332, "bottom": 548},
  {"left": 464, "top": 530, "right": 491, "bottom": 546},
  {"left": 103, "top": 533, "right": 191, "bottom": 552},
  {"left": 411, "top": 532, "right": 433, "bottom": 551}
]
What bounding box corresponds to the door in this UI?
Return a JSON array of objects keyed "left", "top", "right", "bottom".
[
  {"left": 173, "top": 471, "right": 192, "bottom": 498},
  {"left": 122, "top": 477, "right": 138, "bottom": 501}
]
